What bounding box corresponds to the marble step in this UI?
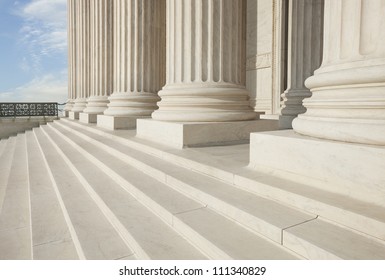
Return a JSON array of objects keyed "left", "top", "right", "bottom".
[
  {"left": 52, "top": 120, "right": 316, "bottom": 244},
  {"left": 57, "top": 118, "right": 385, "bottom": 242},
  {"left": 283, "top": 218, "right": 385, "bottom": 259},
  {"left": 234, "top": 170, "right": 385, "bottom": 242},
  {"left": 0, "top": 134, "right": 32, "bottom": 260},
  {"left": 0, "top": 139, "right": 7, "bottom": 157},
  {"left": 25, "top": 131, "right": 79, "bottom": 260},
  {"left": 33, "top": 127, "right": 134, "bottom": 260},
  {"left": 38, "top": 126, "right": 206, "bottom": 260},
  {"left": 0, "top": 137, "right": 16, "bottom": 210},
  {"left": 45, "top": 123, "right": 299, "bottom": 259}
]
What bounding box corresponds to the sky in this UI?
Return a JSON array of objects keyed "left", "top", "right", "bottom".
[{"left": 0, "top": 0, "right": 67, "bottom": 103}]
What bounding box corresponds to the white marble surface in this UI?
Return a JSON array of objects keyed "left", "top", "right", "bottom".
[
  {"left": 34, "top": 128, "right": 133, "bottom": 260},
  {"left": 137, "top": 119, "right": 280, "bottom": 149},
  {"left": 25, "top": 131, "right": 78, "bottom": 260},
  {"left": 153, "top": 0, "right": 256, "bottom": 122},
  {"left": 70, "top": 98, "right": 87, "bottom": 114},
  {"left": 103, "top": 0, "right": 165, "bottom": 118},
  {"left": 284, "top": 218, "right": 385, "bottom": 260},
  {"left": 293, "top": 0, "right": 385, "bottom": 145},
  {"left": 69, "top": 111, "right": 80, "bottom": 120},
  {"left": 42, "top": 125, "right": 205, "bottom": 259},
  {"left": 97, "top": 115, "right": 139, "bottom": 130},
  {"left": 246, "top": 0, "right": 274, "bottom": 113},
  {"left": 249, "top": 130, "right": 385, "bottom": 206},
  {"left": 58, "top": 118, "right": 385, "bottom": 241},
  {"left": 83, "top": 0, "right": 113, "bottom": 114},
  {"left": 175, "top": 207, "right": 299, "bottom": 260},
  {"left": 0, "top": 228, "right": 32, "bottom": 260},
  {"left": 279, "top": 0, "right": 323, "bottom": 127},
  {"left": 79, "top": 112, "right": 98, "bottom": 124}
]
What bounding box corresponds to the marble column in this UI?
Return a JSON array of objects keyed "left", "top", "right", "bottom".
[
  {"left": 151, "top": 0, "right": 257, "bottom": 122},
  {"left": 80, "top": 0, "right": 113, "bottom": 123},
  {"left": 293, "top": 0, "right": 385, "bottom": 145},
  {"left": 64, "top": 0, "right": 76, "bottom": 116},
  {"left": 138, "top": 0, "right": 266, "bottom": 148},
  {"left": 98, "top": 0, "right": 165, "bottom": 130},
  {"left": 279, "top": 0, "right": 323, "bottom": 128},
  {"left": 70, "top": 0, "right": 90, "bottom": 119}
]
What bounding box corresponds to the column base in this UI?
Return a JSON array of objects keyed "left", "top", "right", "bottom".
[
  {"left": 137, "top": 119, "right": 278, "bottom": 149},
  {"left": 97, "top": 115, "right": 144, "bottom": 130},
  {"left": 249, "top": 130, "right": 385, "bottom": 206},
  {"left": 69, "top": 112, "right": 80, "bottom": 120},
  {"left": 278, "top": 115, "right": 296, "bottom": 129},
  {"left": 79, "top": 113, "right": 98, "bottom": 124}
]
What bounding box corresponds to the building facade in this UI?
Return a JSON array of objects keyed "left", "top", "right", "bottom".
[
  {"left": 61, "top": 0, "right": 385, "bottom": 258},
  {"left": 1, "top": 0, "right": 385, "bottom": 260}
]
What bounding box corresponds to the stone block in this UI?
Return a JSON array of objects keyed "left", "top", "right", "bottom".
[
  {"left": 79, "top": 113, "right": 98, "bottom": 124},
  {"left": 97, "top": 115, "right": 138, "bottom": 130},
  {"left": 249, "top": 130, "right": 385, "bottom": 205},
  {"left": 69, "top": 112, "right": 80, "bottom": 120},
  {"left": 137, "top": 119, "right": 279, "bottom": 149}
]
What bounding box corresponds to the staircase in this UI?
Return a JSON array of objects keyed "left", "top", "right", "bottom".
[{"left": 1, "top": 118, "right": 385, "bottom": 260}]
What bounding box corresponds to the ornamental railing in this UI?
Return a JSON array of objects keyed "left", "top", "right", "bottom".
[{"left": 0, "top": 102, "right": 58, "bottom": 118}]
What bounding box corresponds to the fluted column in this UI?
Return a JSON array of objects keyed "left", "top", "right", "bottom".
[
  {"left": 102, "top": 0, "right": 165, "bottom": 118},
  {"left": 64, "top": 0, "right": 76, "bottom": 114},
  {"left": 152, "top": 0, "right": 256, "bottom": 122},
  {"left": 293, "top": 0, "right": 385, "bottom": 145},
  {"left": 83, "top": 0, "right": 113, "bottom": 115},
  {"left": 279, "top": 0, "right": 323, "bottom": 128},
  {"left": 72, "top": 0, "right": 90, "bottom": 113}
]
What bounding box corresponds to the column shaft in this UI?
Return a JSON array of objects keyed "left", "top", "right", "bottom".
[
  {"left": 152, "top": 0, "right": 256, "bottom": 122},
  {"left": 72, "top": 0, "right": 90, "bottom": 113},
  {"left": 83, "top": 0, "right": 113, "bottom": 114},
  {"left": 103, "top": 0, "right": 165, "bottom": 117},
  {"left": 280, "top": 0, "right": 323, "bottom": 128},
  {"left": 64, "top": 0, "right": 76, "bottom": 112},
  {"left": 293, "top": 0, "right": 385, "bottom": 145}
]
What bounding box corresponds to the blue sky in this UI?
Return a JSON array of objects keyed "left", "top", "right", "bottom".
[{"left": 0, "top": 0, "right": 67, "bottom": 103}]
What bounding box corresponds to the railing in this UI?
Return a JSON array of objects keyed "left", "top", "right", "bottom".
[{"left": 0, "top": 102, "right": 58, "bottom": 118}]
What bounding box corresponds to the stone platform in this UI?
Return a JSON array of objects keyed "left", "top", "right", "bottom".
[
  {"left": 137, "top": 119, "right": 279, "bottom": 148},
  {"left": 1, "top": 118, "right": 385, "bottom": 260}
]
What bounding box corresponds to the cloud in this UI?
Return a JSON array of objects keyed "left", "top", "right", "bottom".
[
  {"left": 1, "top": 0, "right": 68, "bottom": 103},
  {"left": 16, "top": 0, "right": 67, "bottom": 73},
  {"left": 0, "top": 71, "right": 68, "bottom": 103}
]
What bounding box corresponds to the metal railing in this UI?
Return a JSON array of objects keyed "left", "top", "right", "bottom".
[{"left": 0, "top": 102, "right": 58, "bottom": 118}]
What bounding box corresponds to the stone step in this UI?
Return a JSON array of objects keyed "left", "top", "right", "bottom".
[
  {"left": 0, "top": 137, "right": 16, "bottom": 210},
  {"left": 0, "top": 139, "right": 7, "bottom": 157},
  {"left": 0, "top": 134, "right": 32, "bottom": 260},
  {"left": 33, "top": 127, "right": 134, "bottom": 260},
  {"left": 283, "top": 218, "right": 385, "bottom": 260},
  {"left": 58, "top": 118, "right": 385, "bottom": 242},
  {"left": 52, "top": 120, "right": 316, "bottom": 244},
  {"left": 25, "top": 131, "right": 79, "bottom": 260},
  {"left": 235, "top": 170, "right": 385, "bottom": 242},
  {"left": 39, "top": 126, "right": 206, "bottom": 260},
  {"left": 46, "top": 122, "right": 299, "bottom": 259}
]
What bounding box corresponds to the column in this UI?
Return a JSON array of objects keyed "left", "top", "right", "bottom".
[
  {"left": 137, "top": 0, "right": 264, "bottom": 148},
  {"left": 64, "top": 0, "right": 76, "bottom": 116},
  {"left": 98, "top": 0, "right": 166, "bottom": 130},
  {"left": 293, "top": 0, "right": 385, "bottom": 145},
  {"left": 80, "top": 0, "right": 113, "bottom": 123},
  {"left": 152, "top": 0, "right": 256, "bottom": 122},
  {"left": 70, "top": 0, "right": 90, "bottom": 120},
  {"left": 279, "top": 0, "right": 323, "bottom": 128}
]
